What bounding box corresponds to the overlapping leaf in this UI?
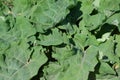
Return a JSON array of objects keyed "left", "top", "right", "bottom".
[
  {"left": 30, "top": 0, "right": 77, "bottom": 33},
  {"left": 0, "top": 0, "right": 120, "bottom": 80},
  {"left": 0, "top": 38, "right": 47, "bottom": 80},
  {"left": 42, "top": 46, "right": 98, "bottom": 80}
]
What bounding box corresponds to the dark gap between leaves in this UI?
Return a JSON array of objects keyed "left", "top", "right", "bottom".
[
  {"left": 28, "top": 49, "right": 34, "bottom": 62},
  {"left": 113, "top": 41, "right": 117, "bottom": 55},
  {"left": 94, "top": 23, "right": 116, "bottom": 39},
  {"left": 58, "top": 28, "right": 67, "bottom": 33},
  {"left": 28, "top": 41, "right": 34, "bottom": 50},
  {"left": 102, "top": 56, "right": 108, "bottom": 60},
  {"left": 90, "top": 9, "right": 98, "bottom": 16},
  {"left": 44, "top": 46, "right": 58, "bottom": 62},
  {"left": 34, "top": 32, "right": 40, "bottom": 40},
  {"left": 55, "top": 43, "right": 67, "bottom": 48},
  {"left": 94, "top": 62, "right": 101, "bottom": 74},
  {"left": 2, "top": 54, "right": 6, "bottom": 62},
  {"left": 84, "top": 45, "right": 89, "bottom": 51},
  {"left": 88, "top": 62, "right": 101, "bottom": 80},
  {"left": 88, "top": 72, "right": 96, "bottom": 80},
  {"left": 41, "top": 29, "right": 52, "bottom": 35},
  {"left": 111, "top": 27, "right": 120, "bottom": 35},
  {"left": 75, "top": 17, "right": 83, "bottom": 27},
  {"left": 69, "top": 38, "right": 75, "bottom": 46}
]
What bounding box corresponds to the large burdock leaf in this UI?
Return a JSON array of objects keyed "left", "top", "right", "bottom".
[
  {"left": 71, "top": 46, "right": 98, "bottom": 80},
  {"left": 43, "top": 46, "right": 98, "bottom": 80},
  {"left": 0, "top": 39, "right": 47, "bottom": 80},
  {"left": 30, "top": 0, "right": 76, "bottom": 32}
]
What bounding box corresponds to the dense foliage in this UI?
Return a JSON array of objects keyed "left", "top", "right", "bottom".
[{"left": 0, "top": 0, "right": 120, "bottom": 80}]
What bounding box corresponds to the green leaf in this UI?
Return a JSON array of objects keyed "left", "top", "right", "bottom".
[
  {"left": 60, "top": 46, "right": 98, "bottom": 80},
  {"left": 0, "top": 19, "right": 9, "bottom": 37},
  {"left": 52, "top": 45, "right": 76, "bottom": 63},
  {"left": 115, "top": 35, "right": 120, "bottom": 57},
  {"left": 96, "top": 77, "right": 119, "bottom": 80},
  {"left": 93, "top": 0, "right": 100, "bottom": 8},
  {"left": 80, "top": 0, "right": 94, "bottom": 16},
  {"left": 43, "top": 62, "right": 62, "bottom": 80},
  {"left": 43, "top": 46, "right": 98, "bottom": 80},
  {"left": 98, "top": 0, "right": 120, "bottom": 13},
  {"left": 84, "top": 13, "right": 105, "bottom": 31},
  {"left": 13, "top": 16, "right": 36, "bottom": 38},
  {"left": 99, "top": 62, "right": 116, "bottom": 75},
  {"left": 0, "top": 39, "right": 47, "bottom": 80},
  {"left": 74, "top": 32, "right": 87, "bottom": 50},
  {"left": 12, "top": 0, "right": 31, "bottom": 15},
  {"left": 1, "top": 0, "right": 120, "bottom": 80},
  {"left": 98, "top": 37, "right": 118, "bottom": 62},
  {"left": 39, "top": 28, "right": 64, "bottom": 46},
  {"left": 0, "top": 39, "right": 10, "bottom": 54},
  {"left": 74, "top": 26, "right": 98, "bottom": 50},
  {"left": 30, "top": 0, "right": 76, "bottom": 32}
]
